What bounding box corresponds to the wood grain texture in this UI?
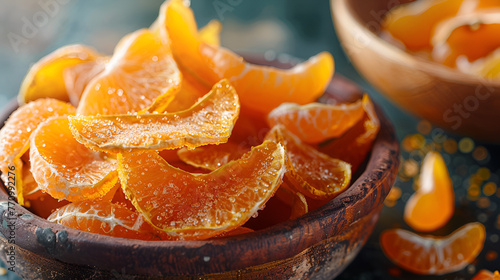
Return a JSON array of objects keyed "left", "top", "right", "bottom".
[{"left": 0, "top": 57, "right": 399, "bottom": 279}]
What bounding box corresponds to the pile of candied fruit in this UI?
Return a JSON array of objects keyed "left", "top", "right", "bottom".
[{"left": 0, "top": 0, "right": 379, "bottom": 241}]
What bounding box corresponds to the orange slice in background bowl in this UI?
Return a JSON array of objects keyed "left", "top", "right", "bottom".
[
  {"left": 117, "top": 140, "right": 285, "bottom": 240},
  {"left": 267, "top": 98, "right": 364, "bottom": 144},
  {"left": 164, "top": 0, "right": 334, "bottom": 116},
  {"left": 69, "top": 79, "right": 239, "bottom": 152},
  {"left": 77, "top": 28, "right": 181, "bottom": 115},
  {"left": 380, "top": 222, "right": 486, "bottom": 275},
  {"left": 18, "top": 45, "right": 99, "bottom": 104},
  {"left": 30, "top": 117, "right": 118, "bottom": 202},
  {"left": 0, "top": 98, "right": 76, "bottom": 205}
]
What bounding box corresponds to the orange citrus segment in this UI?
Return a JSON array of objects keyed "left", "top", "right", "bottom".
[
  {"left": 198, "top": 20, "right": 223, "bottom": 46},
  {"left": 18, "top": 45, "right": 99, "bottom": 104},
  {"left": 382, "top": 0, "right": 465, "bottom": 51},
  {"left": 265, "top": 125, "right": 352, "bottom": 200},
  {"left": 64, "top": 56, "right": 109, "bottom": 106},
  {"left": 117, "top": 140, "right": 285, "bottom": 240},
  {"left": 25, "top": 192, "right": 70, "bottom": 219},
  {"left": 274, "top": 185, "right": 309, "bottom": 220},
  {"left": 267, "top": 99, "right": 364, "bottom": 144},
  {"left": 48, "top": 200, "right": 173, "bottom": 240},
  {"left": 473, "top": 270, "right": 500, "bottom": 280},
  {"left": 0, "top": 98, "right": 76, "bottom": 205},
  {"left": 380, "top": 222, "right": 486, "bottom": 275},
  {"left": 77, "top": 28, "right": 181, "bottom": 115},
  {"left": 404, "top": 151, "right": 455, "bottom": 232},
  {"left": 165, "top": 0, "right": 334, "bottom": 115},
  {"left": 69, "top": 79, "right": 239, "bottom": 152},
  {"left": 30, "top": 117, "right": 118, "bottom": 202},
  {"left": 177, "top": 142, "right": 248, "bottom": 171},
  {"left": 319, "top": 94, "right": 380, "bottom": 172}
]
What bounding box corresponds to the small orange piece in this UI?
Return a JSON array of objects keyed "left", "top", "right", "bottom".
[
  {"left": 319, "top": 94, "right": 380, "bottom": 172},
  {"left": 117, "top": 140, "right": 285, "bottom": 240},
  {"left": 380, "top": 222, "right": 486, "bottom": 275},
  {"left": 18, "top": 45, "right": 99, "bottom": 104},
  {"left": 30, "top": 117, "right": 118, "bottom": 201},
  {"left": 433, "top": 18, "right": 500, "bottom": 66},
  {"left": 165, "top": 0, "right": 334, "bottom": 115},
  {"left": 267, "top": 99, "right": 364, "bottom": 144},
  {"left": 404, "top": 151, "right": 454, "bottom": 232},
  {"left": 382, "top": 0, "right": 465, "bottom": 51},
  {"left": 274, "top": 185, "right": 309, "bottom": 220},
  {"left": 69, "top": 79, "right": 240, "bottom": 152},
  {"left": 0, "top": 98, "right": 75, "bottom": 205},
  {"left": 177, "top": 142, "right": 247, "bottom": 171},
  {"left": 473, "top": 270, "right": 500, "bottom": 280},
  {"left": 48, "top": 200, "right": 172, "bottom": 240},
  {"left": 77, "top": 29, "right": 181, "bottom": 115},
  {"left": 198, "top": 20, "right": 223, "bottom": 47},
  {"left": 265, "top": 125, "right": 352, "bottom": 200}
]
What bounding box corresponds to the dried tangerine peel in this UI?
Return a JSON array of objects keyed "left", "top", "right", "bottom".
[
  {"left": 265, "top": 125, "right": 351, "bottom": 200},
  {"left": 48, "top": 200, "right": 173, "bottom": 240},
  {"left": 267, "top": 98, "right": 364, "bottom": 144},
  {"left": 0, "top": 98, "right": 75, "bottom": 205},
  {"left": 319, "top": 94, "right": 380, "bottom": 172},
  {"left": 30, "top": 117, "right": 118, "bottom": 202},
  {"left": 64, "top": 56, "right": 109, "bottom": 106},
  {"left": 380, "top": 222, "right": 486, "bottom": 275},
  {"left": 69, "top": 79, "right": 240, "bottom": 153},
  {"left": 165, "top": 0, "right": 334, "bottom": 115},
  {"left": 117, "top": 140, "right": 286, "bottom": 240},
  {"left": 404, "top": 151, "right": 454, "bottom": 232},
  {"left": 77, "top": 28, "right": 181, "bottom": 115},
  {"left": 18, "top": 45, "right": 99, "bottom": 104},
  {"left": 473, "top": 270, "right": 500, "bottom": 280}
]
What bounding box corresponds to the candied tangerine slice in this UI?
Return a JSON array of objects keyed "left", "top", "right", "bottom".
[
  {"left": 165, "top": 0, "right": 334, "bottom": 115},
  {"left": 267, "top": 99, "right": 364, "bottom": 144},
  {"left": 473, "top": 270, "right": 500, "bottom": 280},
  {"left": 69, "top": 79, "right": 240, "bottom": 153},
  {"left": 77, "top": 29, "right": 181, "bottom": 115},
  {"left": 265, "top": 125, "right": 352, "bottom": 200},
  {"left": 177, "top": 142, "right": 248, "bottom": 171},
  {"left": 404, "top": 151, "right": 454, "bottom": 232},
  {"left": 30, "top": 117, "right": 118, "bottom": 202},
  {"left": 380, "top": 222, "right": 486, "bottom": 275},
  {"left": 48, "top": 200, "right": 172, "bottom": 240},
  {"left": 18, "top": 45, "right": 99, "bottom": 104},
  {"left": 275, "top": 184, "right": 309, "bottom": 220},
  {"left": 64, "top": 56, "right": 109, "bottom": 106},
  {"left": 198, "top": 19, "right": 223, "bottom": 46},
  {"left": 117, "top": 140, "right": 286, "bottom": 240},
  {"left": 319, "top": 94, "right": 380, "bottom": 172},
  {"left": 0, "top": 98, "right": 75, "bottom": 205},
  {"left": 382, "top": 0, "right": 465, "bottom": 51}
]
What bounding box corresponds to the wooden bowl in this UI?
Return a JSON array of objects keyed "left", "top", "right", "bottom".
[
  {"left": 0, "top": 56, "right": 399, "bottom": 279},
  {"left": 332, "top": 0, "right": 500, "bottom": 143}
]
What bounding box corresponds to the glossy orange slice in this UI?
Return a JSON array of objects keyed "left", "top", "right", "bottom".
[
  {"left": 267, "top": 98, "right": 364, "bottom": 144},
  {"left": 473, "top": 270, "right": 500, "bottom": 280},
  {"left": 265, "top": 125, "right": 352, "bottom": 200},
  {"left": 77, "top": 28, "right": 181, "bottom": 115},
  {"left": 0, "top": 98, "right": 75, "bottom": 205},
  {"left": 165, "top": 0, "right": 334, "bottom": 115},
  {"left": 380, "top": 222, "right": 486, "bottom": 275},
  {"left": 30, "top": 117, "right": 118, "bottom": 201},
  {"left": 48, "top": 200, "right": 172, "bottom": 240},
  {"left": 404, "top": 151, "right": 455, "bottom": 232},
  {"left": 319, "top": 94, "right": 380, "bottom": 172},
  {"left": 18, "top": 45, "right": 99, "bottom": 104},
  {"left": 69, "top": 79, "right": 239, "bottom": 152},
  {"left": 63, "top": 56, "right": 108, "bottom": 106},
  {"left": 177, "top": 141, "right": 248, "bottom": 171},
  {"left": 117, "top": 140, "right": 285, "bottom": 240}
]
